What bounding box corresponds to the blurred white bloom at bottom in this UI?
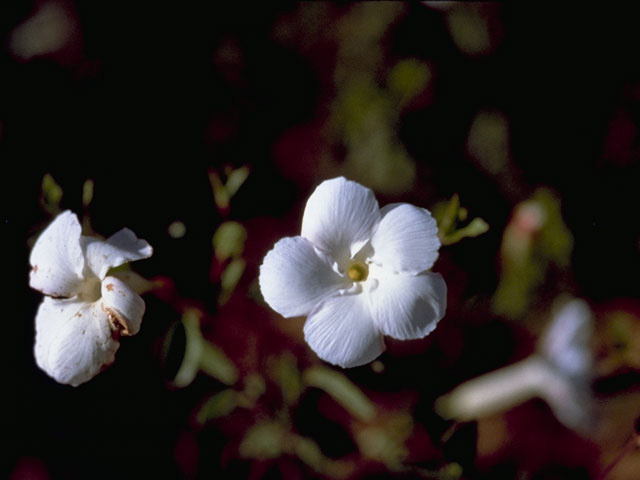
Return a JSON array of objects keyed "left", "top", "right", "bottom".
[
  {"left": 29, "top": 211, "right": 153, "bottom": 386},
  {"left": 259, "top": 177, "right": 446, "bottom": 368},
  {"left": 436, "top": 298, "right": 594, "bottom": 432}
]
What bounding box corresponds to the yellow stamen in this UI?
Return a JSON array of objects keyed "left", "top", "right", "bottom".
[{"left": 347, "top": 262, "right": 368, "bottom": 282}]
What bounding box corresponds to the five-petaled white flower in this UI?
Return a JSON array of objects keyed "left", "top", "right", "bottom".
[
  {"left": 259, "top": 177, "right": 447, "bottom": 368},
  {"left": 29, "top": 210, "right": 153, "bottom": 386}
]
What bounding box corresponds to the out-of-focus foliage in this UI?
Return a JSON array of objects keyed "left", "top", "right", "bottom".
[
  {"left": 209, "top": 165, "right": 250, "bottom": 215},
  {"left": 39, "top": 173, "right": 63, "bottom": 215},
  {"left": 303, "top": 365, "right": 376, "bottom": 422},
  {"left": 433, "top": 193, "right": 489, "bottom": 245},
  {"left": 328, "top": 3, "right": 421, "bottom": 194},
  {"left": 13, "top": 2, "right": 640, "bottom": 480},
  {"left": 493, "top": 188, "right": 574, "bottom": 319},
  {"left": 171, "top": 309, "right": 238, "bottom": 388}
]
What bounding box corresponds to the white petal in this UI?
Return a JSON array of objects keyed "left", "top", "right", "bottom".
[
  {"left": 301, "top": 177, "right": 380, "bottom": 264},
  {"left": 101, "top": 275, "right": 146, "bottom": 336},
  {"left": 303, "top": 293, "right": 385, "bottom": 368},
  {"left": 34, "top": 296, "right": 119, "bottom": 386},
  {"left": 82, "top": 228, "right": 153, "bottom": 279},
  {"left": 370, "top": 203, "right": 440, "bottom": 274},
  {"left": 259, "top": 236, "right": 347, "bottom": 318},
  {"left": 539, "top": 298, "right": 593, "bottom": 379},
  {"left": 368, "top": 266, "right": 446, "bottom": 340},
  {"left": 29, "top": 210, "right": 85, "bottom": 297}
]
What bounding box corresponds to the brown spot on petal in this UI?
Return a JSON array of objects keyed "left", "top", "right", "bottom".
[
  {"left": 33, "top": 265, "right": 38, "bottom": 272},
  {"left": 106, "top": 284, "right": 114, "bottom": 292}
]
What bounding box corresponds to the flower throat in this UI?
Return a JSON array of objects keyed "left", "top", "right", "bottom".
[{"left": 347, "top": 261, "right": 368, "bottom": 282}]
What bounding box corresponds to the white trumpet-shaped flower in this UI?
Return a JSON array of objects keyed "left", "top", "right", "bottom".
[
  {"left": 29, "top": 211, "right": 153, "bottom": 386},
  {"left": 436, "top": 298, "right": 594, "bottom": 432},
  {"left": 259, "top": 177, "right": 447, "bottom": 368}
]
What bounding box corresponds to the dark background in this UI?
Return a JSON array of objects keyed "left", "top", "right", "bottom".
[{"left": 3, "top": 3, "right": 640, "bottom": 479}]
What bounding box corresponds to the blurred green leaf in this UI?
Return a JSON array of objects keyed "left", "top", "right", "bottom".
[
  {"left": 239, "top": 421, "right": 285, "bottom": 459},
  {"left": 82, "top": 179, "right": 94, "bottom": 208},
  {"left": 441, "top": 218, "right": 490, "bottom": 245},
  {"left": 209, "top": 167, "right": 250, "bottom": 213},
  {"left": 219, "top": 258, "right": 246, "bottom": 305},
  {"left": 356, "top": 413, "right": 412, "bottom": 469},
  {"left": 303, "top": 366, "right": 376, "bottom": 422},
  {"left": 269, "top": 352, "right": 303, "bottom": 406},
  {"left": 173, "top": 310, "right": 203, "bottom": 388},
  {"left": 225, "top": 166, "right": 250, "bottom": 197},
  {"left": 446, "top": 4, "right": 493, "bottom": 56},
  {"left": 40, "top": 173, "right": 63, "bottom": 214},
  {"left": 435, "top": 194, "right": 489, "bottom": 245},
  {"left": 213, "top": 221, "right": 247, "bottom": 262},
  {"left": 492, "top": 188, "right": 573, "bottom": 319},
  {"left": 173, "top": 310, "right": 238, "bottom": 387},
  {"left": 196, "top": 389, "right": 238, "bottom": 424},
  {"left": 209, "top": 170, "right": 229, "bottom": 211},
  {"left": 238, "top": 373, "right": 266, "bottom": 408},
  {"left": 290, "top": 434, "right": 323, "bottom": 471},
  {"left": 200, "top": 341, "right": 239, "bottom": 386},
  {"left": 387, "top": 59, "right": 431, "bottom": 106},
  {"left": 435, "top": 194, "right": 460, "bottom": 237}
]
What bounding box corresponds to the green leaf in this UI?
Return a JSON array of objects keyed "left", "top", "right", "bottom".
[
  {"left": 200, "top": 341, "right": 239, "bottom": 386},
  {"left": 269, "top": 352, "right": 302, "bottom": 406},
  {"left": 435, "top": 194, "right": 460, "bottom": 237},
  {"left": 40, "top": 173, "right": 63, "bottom": 214},
  {"left": 208, "top": 170, "right": 229, "bottom": 211},
  {"left": 195, "top": 389, "right": 238, "bottom": 424},
  {"left": 219, "top": 258, "right": 246, "bottom": 305},
  {"left": 441, "top": 217, "right": 489, "bottom": 245},
  {"left": 173, "top": 310, "right": 238, "bottom": 387},
  {"left": 290, "top": 434, "right": 324, "bottom": 471},
  {"left": 302, "top": 366, "right": 376, "bottom": 422},
  {"left": 82, "top": 179, "right": 94, "bottom": 207},
  {"left": 387, "top": 59, "right": 432, "bottom": 106},
  {"left": 225, "top": 166, "right": 250, "bottom": 198},
  {"left": 172, "top": 311, "right": 203, "bottom": 388},
  {"left": 213, "top": 221, "right": 247, "bottom": 262},
  {"left": 239, "top": 421, "right": 285, "bottom": 459}
]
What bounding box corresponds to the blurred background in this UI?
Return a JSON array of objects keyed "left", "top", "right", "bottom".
[{"left": 3, "top": 2, "right": 640, "bottom": 479}]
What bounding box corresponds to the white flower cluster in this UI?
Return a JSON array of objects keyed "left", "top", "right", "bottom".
[
  {"left": 29, "top": 211, "right": 152, "bottom": 386},
  {"left": 28, "top": 177, "right": 446, "bottom": 385},
  {"left": 259, "top": 177, "right": 447, "bottom": 368}
]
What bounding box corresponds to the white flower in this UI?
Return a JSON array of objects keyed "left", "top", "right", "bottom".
[
  {"left": 29, "top": 210, "right": 153, "bottom": 386},
  {"left": 259, "top": 177, "right": 446, "bottom": 368},
  {"left": 436, "top": 298, "right": 594, "bottom": 432}
]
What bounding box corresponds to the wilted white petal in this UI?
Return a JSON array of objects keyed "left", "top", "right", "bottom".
[
  {"left": 370, "top": 203, "right": 440, "bottom": 274},
  {"left": 34, "top": 296, "right": 119, "bottom": 386},
  {"left": 260, "top": 236, "right": 347, "bottom": 318},
  {"left": 540, "top": 298, "right": 593, "bottom": 379},
  {"left": 82, "top": 228, "right": 153, "bottom": 279},
  {"left": 301, "top": 177, "right": 380, "bottom": 264},
  {"left": 29, "top": 210, "right": 85, "bottom": 297},
  {"left": 368, "top": 267, "right": 446, "bottom": 340},
  {"left": 304, "top": 294, "right": 385, "bottom": 368},
  {"left": 101, "top": 276, "right": 145, "bottom": 336}
]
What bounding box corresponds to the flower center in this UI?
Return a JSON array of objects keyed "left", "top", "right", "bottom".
[
  {"left": 347, "top": 261, "right": 368, "bottom": 282},
  {"left": 80, "top": 277, "right": 102, "bottom": 302}
]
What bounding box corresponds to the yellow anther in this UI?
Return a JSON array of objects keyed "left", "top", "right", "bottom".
[{"left": 347, "top": 262, "right": 368, "bottom": 282}]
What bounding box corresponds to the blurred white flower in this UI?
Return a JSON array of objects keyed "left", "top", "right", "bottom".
[
  {"left": 10, "top": 2, "right": 76, "bottom": 61},
  {"left": 259, "top": 177, "right": 446, "bottom": 368},
  {"left": 436, "top": 298, "right": 594, "bottom": 432},
  {"left": 29, "top": 211, "right": 153, "bottom": 386}
]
